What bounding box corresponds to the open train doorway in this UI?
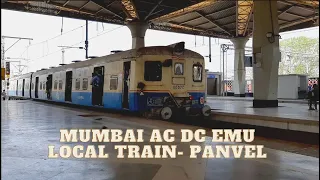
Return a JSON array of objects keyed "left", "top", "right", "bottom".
[
  {"left": 16, "top": 80, "right": 18, "bottom": 96},
  {"left": 65, "top": 71, "right": 72, "bottom": 102},
  {"left": 35, "top": 77, "right": 39, "bottom": 98},
  {"left": 92, "top": 66, "right": 104, "bottom": 106},
  {"left": 29, "top": 75, "right": 32, "bottom": 98},
  {"left": 47, "top": 74, "right": 53, "bottom": 100},
  {"left": 122, "top": 61, "right": 130, "bottom": 109},
  {"left": 22, "top": 79, "right": 25, "bottom": 96}
]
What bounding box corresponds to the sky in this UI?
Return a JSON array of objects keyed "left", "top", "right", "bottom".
[{"left": 1, "top": 9, "right": 319, "bottom": 79}]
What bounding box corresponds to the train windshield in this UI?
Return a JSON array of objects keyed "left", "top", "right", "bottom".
[
  {"left": 144, "top": 61, "right": 162, "bottom": 81},
  {"left": 193, "top": 64, "right": 202, "bottom": 82}
]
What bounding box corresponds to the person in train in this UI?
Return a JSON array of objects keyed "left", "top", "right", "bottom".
[
  {"left": 311, "top": 84, "right": 318, "bottom": 110},
  {"left": 46, "top": 76, "right": 52, "bottom": 99},
  {"left": 91, "top": 70, "right": 103, "bottom": 106},
  {"left": 308, "top": 85, "right": 314, "bottom": 110}
]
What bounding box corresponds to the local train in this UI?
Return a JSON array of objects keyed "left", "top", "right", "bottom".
[{"left": 7, "top": 42, "right": 211, "bottom": 120}]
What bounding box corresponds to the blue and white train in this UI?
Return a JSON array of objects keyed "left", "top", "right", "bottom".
[{"left": 8, "top": 42, "right": 211, "bottom": 119}]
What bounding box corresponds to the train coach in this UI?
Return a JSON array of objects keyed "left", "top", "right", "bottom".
[{"left": 8, "top": 42, "right": 211, "bottom": 120}]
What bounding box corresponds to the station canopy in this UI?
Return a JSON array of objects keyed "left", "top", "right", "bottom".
[{"left": 1, "top": 0, "right": 319, "bottom": 38}]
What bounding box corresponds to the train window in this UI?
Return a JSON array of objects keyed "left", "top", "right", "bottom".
[
  {"left": 110, "top": 75, "right": 118, "bottom": 90},
  {"left": 144, "top": 61, "right": 162, "bottom": 81},
  {"left": 75, "top": 78, "right": 80, "bottom": 90},
  {"left": 82, "top": 78, "right": 88, "bottom": 90},
  {"left": 40, "top": 82, "right": 42, "bottom": 90},
  {"left": 174, "top": 63, "right": 184, "bottom": 75},
  {"left": 58, "top": 80, "right": 63, "bottom": 90},
  {"left": 54, "top": 80, "right": 58, "bottom": 90},
  {"left": 43, "top": 82, "right": 46, "bottom": 90},
  {"left": 193, "top": 64, "right": 203, "bottom": 82},
  {"left": 32, "top": 83, "right": 34, "bottom": 90}
]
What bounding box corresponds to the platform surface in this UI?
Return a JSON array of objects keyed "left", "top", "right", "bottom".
[
  {"left": 207, "top": 96, "right": 317, "bottom": 104},
  {"left": 1, "top": 100, "right": 319, "bottom": 180},
  {"left": 206, "top": 96, "right": 319, "bottom": 122}
]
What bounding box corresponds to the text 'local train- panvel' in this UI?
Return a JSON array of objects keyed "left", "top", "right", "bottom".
[{"left": 8, "top": 42, "right": 211, "bottom": 120}]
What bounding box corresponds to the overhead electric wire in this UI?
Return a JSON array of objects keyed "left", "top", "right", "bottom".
[
  {"left": 28, "top": 21, "right": 94, "bottom": 47},
  {"left": 29, "top": 25, "right": 125, "bottom": 63}
]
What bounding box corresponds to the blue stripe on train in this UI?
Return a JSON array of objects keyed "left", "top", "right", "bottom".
[
  {"left": 9, "top": 90, "right": 205, "bottom": 112},
  {"left": 129, "top": 92, "right": 205, "bottom": 111},
  {"left": 8, "top": 90, "right": 29, "bottom": 97}
]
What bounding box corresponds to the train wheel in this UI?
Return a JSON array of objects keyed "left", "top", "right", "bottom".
[
  {"left": 202, "top": 105, "right": 211, "bottom": 117},
  {"left": 160, "top": 107, "right": 172, "bottom": 120}
]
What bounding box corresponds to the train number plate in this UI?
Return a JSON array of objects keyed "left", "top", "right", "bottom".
[
  {"left": 147, "top": 97, "right": 163, "bottom": 106},
  {"left": 173, "top": 85, "right": 184, "bottom": 90},
  {"left": 192, "top": 100, "right": 199, "bottom": 105}
]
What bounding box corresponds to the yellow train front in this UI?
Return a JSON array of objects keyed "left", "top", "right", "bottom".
[{"left": 131, "top": 42, "right": 211, "bottom": 120}]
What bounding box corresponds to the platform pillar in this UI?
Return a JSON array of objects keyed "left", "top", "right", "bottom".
[
  {"left": 252, "top": 0, "right": 281, "bottom": 108},
  {"left": 127, "top": 22, "right": 148, "bottom": 49},
  {"left": 231, "top": 37, "right": 249, "bottom": 97}
]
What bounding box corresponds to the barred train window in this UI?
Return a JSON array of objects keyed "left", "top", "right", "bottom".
[
  {"left": 43, "top": 82, "right": 46, "bottom": 90},
  {"left": 54, "top": 80, "right": 58, "bottom": 90},
  {"left": 75, "top": 78, "right": 80, "bottom": 90},
  {"left": 144, "top": 61, "right": 162, "bottom": 81},
  {"left": 193, "top": 64, "right": 203, "bottom": 82},
  {"left": 174, "top": 63, "right": 184, "bottom": 75},
  {"left": 110, "top": 75, "right": 118, "bottom": 90},
  {"left": 58, "top": 80, "right": 63, "bottom": 90},
  {"left": 82, "top": 78, "right": 88, "bottom": 90}
]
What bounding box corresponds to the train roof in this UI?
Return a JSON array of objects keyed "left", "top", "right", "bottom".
[
  {"left": 9, "top": 72, "right": 33, "bottom": 80},
  {"left": 28, "top": 45, "right": 204, "bottom": 76}
]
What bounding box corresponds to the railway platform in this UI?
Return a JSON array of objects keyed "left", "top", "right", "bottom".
[
  {"left": 1, "top": 100, "right": 319, "bottom": 180},
  {"left": 206, "top": 97, "right": 319, "bottom": 136}
]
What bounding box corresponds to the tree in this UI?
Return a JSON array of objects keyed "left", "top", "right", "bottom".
[{"left": 279, "top": 36, "right": 319, "bottom": 77}]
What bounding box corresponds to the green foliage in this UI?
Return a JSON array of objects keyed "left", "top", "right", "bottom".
[{"left": 279, "top": 36, "right": 319, "bottom": 77}]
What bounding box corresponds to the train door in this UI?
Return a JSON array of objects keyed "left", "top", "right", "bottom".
[
  {"left": 65, "top": 71, "right": 72, "bottom": 102},
  {"left": 16, "top": 80, "right": 18, "bottom": 96},
  {"left": 92, "top": 66, "right": 104, "bottom": 106},
  {"left": 122, "top": 61, "right": 130, "bottom": 109},
  {"left": 47, "top": 74, "right": 53, "bottom": 100},
  {"left": 29, "top": 78, "right": 32, "bottom": 98},
  {"left": 22, "top": 79, "right": 25, "bottom": 96},
  {"left": 35, "top": 77, "right": 39, "bottom": 98}
]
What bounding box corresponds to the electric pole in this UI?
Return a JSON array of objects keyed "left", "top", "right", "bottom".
[
  {"left": 57, "top": 46, "right": 84, "bottom": 64},
  {"left": 1, "top": 36, "right": 33, "bottom": 90}
]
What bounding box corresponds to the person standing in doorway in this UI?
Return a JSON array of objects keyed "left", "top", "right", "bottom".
[
  {"left": 91, "top": 72, "right": 98, "bottom": 105},
  {"left": 308, "top": 84, "right": 314, "bottom": 110},
  {"left": 91, "top": 70, "right": 103, "bottom": 106},
  {"left": 46, "top": 78, "right": 50, "bottom": 99},
  {"left": 96, "top": 70, "right": 103, "bottom": 106},
  {"left": 311, "top": 84, "right": 318, "bottom": 110}
]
